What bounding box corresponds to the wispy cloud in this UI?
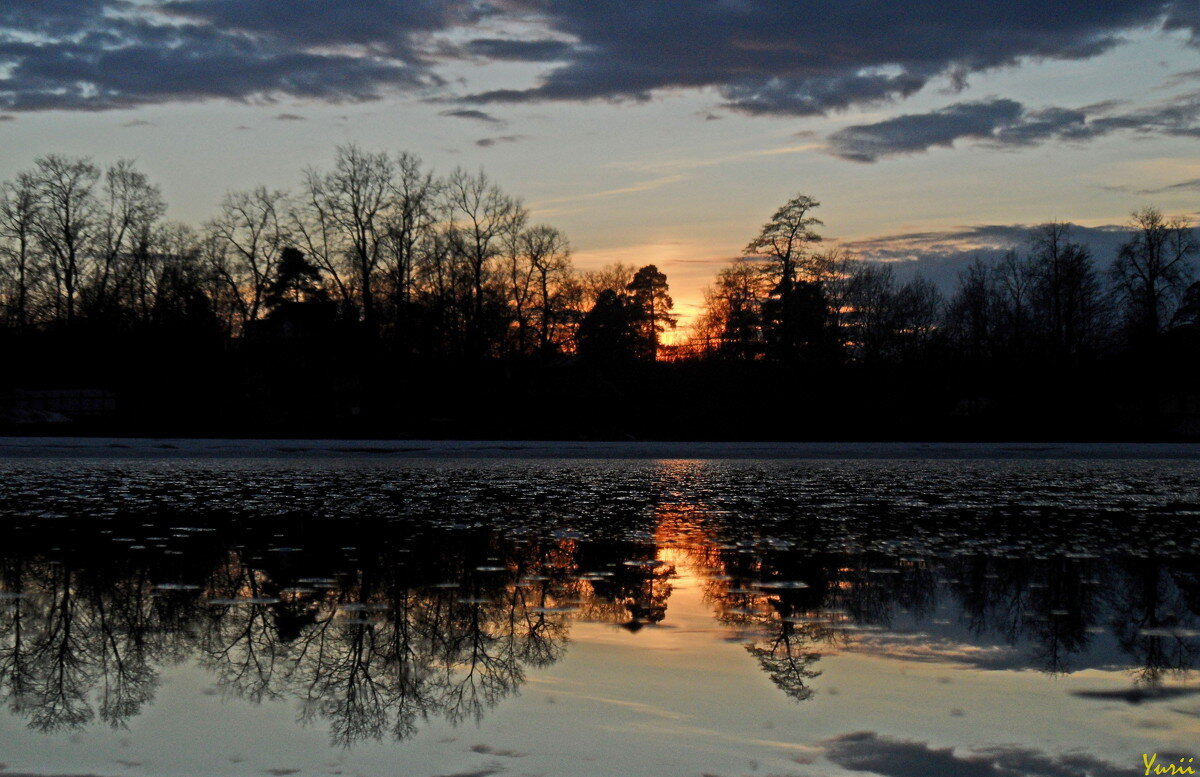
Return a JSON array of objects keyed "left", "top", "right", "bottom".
[
  {"left": 530, "top": 174, "right": 687, "bottom": 209},
  {"left": 1102, "top": 177, "right": 1200, "bottom": 195},
  {"left": 475, "top": 134, "right": 526, "bottom": 147},
  {"left": 441, "top": 108, "right": 505, "bottom": 125}
]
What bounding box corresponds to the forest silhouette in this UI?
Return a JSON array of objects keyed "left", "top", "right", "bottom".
[{"left": 1, "top": 145, "right": 1198, "bottom": 439}]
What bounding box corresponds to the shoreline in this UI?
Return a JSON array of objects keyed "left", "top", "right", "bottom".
[{"left": 0, "top": 436, "right": 1196, "bottom": 459}]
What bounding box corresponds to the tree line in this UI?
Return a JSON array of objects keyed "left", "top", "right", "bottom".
[
  {"left": 0, "top": 145, "right": 1197, "bottom": 437},
  {"left": 690, "top": 195, "right": 1199, "bottom": 368},
  {"left": 0, "top": 146, "right": 676, "bottom": 363}
]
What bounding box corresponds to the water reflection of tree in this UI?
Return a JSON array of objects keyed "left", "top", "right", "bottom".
[
  {"left": 3, "top": 513, "right": 1200, "bottom": 741},
  {"left": 0, "top": 558, "right": 163, "bottom": 732},
  {"left": 1107, "top": 559, "right": 1200, "bottom": 686},
  {"left": 682, "top": 530, "right": 1200, "bottom": 692},
  {"left": 0, "top": 533, "right": 582, "bottom": 745}
]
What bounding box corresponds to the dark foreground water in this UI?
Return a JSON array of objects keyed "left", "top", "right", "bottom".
[{"left": 1, "top": 447, "right": 1199, "bottom": 776}]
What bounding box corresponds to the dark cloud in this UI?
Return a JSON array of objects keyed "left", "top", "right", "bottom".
[
  {"left": 828, "top": 93, "right": 1200, "bottom": 161},
  {"left": 0, "top": 14, "right": 428, "bottom": 111},
  {"left": 475, "top": 134, "right": 526, "bottom": 147},
  {"left": 0, "top": 2, "right": 445, "bottom": 111},
  {"left": 462, "top": 38, "right": 574, "bottom": 62},
  {"left": 159, "top": 0, "right": 478, "bottom": 51},
  {"left": 822, "top": 731, "right": 1127, "bottom": 777},
  {"left": 1, "top": 0, "right": 1198, "bottom": 120},
  {"left": 462, "top": 1, "right": 1200, "bottom": 115},
  {"left": 0, "top": 0, "right": 113, "bottom": 37},
  {"left": 441, "top": 108, "right": 505, "bottom": 124},
  {"left": 828, "top": 99, "right": 1025, "bottom": 162}
]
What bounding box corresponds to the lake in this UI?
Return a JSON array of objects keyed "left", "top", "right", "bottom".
[{"left": 0, "top": 442, "right": 1198, "bottom": 776}]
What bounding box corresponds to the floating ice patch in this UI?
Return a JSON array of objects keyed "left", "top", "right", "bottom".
[{"left": 1140, "top": 627, "right": 1200, "bottom": 638}]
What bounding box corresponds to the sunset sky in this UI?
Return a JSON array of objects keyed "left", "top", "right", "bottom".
[{"left": 2, "top": 1, "right": 1199, "bottom": 323}]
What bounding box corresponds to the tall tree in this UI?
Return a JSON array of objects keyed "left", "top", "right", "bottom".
[
  {"left": 383, "top": 153, "right": 438, "bottom": 345},
  {"left": 577, "top": 289, "right": 640, "bottom": 364},
  {"left": 1112, "top": 207, "right": 1198, "bottom": 343},
  {"left": 443, "top": 168, "right": 526, "bottom": 356},
  {"left": 31, "top": 155, "right": 100, "bottom": 325},
  {"left": 695, "top": 262, "right": 770, "bottom": 359},
  {"left": 91, "top": 160, "right": 165, "bottom": 318},
  {"left": 744, "top": 194, "right": 823, "bottom": 288},
  {"left": 625, "top": 264, "right": 676, "bottom": 361},
  {"left": 1028, "top": 222, "right": 1105, "bottom": 361},
  {"left": 744, "top": 194, "right": 824, "bottom": 359},
  {"left": 0, "top": 173, "right": 40, "bottom": 329},
  {"left": 945, "top": 258, "right": 994, "bottom": 365},
  {"left": 522, "top": 225, "right": 572, "bottom": 357},
  {"left": 300, "top": 145, "right": 397, "bottom": 334},
  {"left": 206, "top": 187, "right": 289, "bottom": 332}
]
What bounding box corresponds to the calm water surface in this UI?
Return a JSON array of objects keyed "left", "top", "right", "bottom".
[{"left": 1, "top": 452, "right": 1199, "bottom": 776}]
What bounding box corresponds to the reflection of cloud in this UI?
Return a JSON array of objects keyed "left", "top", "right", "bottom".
[
  {"left": 470, "top": 744, "right": 527, "bottom": 757},
  {"left": 1072, "top": 686, "right": 1200, "bottom": 704},
  {"left": 836, "top": 632, "right": 1022, "bottom": 670},
  {"left": 429, "top": 768, "right": 504, "bottom": 777},
  {"left": 822, "top": 731, "right": 1128, "bottom": 777}
]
